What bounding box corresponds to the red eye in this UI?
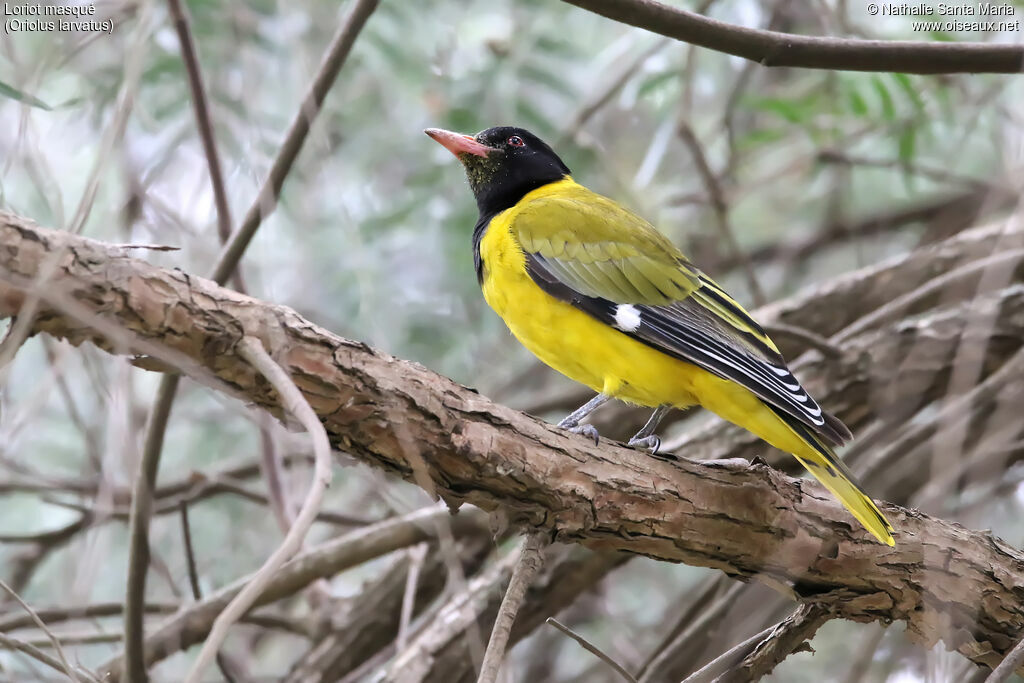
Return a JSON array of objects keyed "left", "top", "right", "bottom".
[{"left": 507, "top": 135, "right": 525, "bottom": 147}]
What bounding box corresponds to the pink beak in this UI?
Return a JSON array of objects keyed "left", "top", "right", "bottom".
[{"left": 424, "top": 128, "right": 495, "bottom": 159}]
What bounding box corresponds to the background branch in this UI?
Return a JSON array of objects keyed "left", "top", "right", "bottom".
[{"left": 561, "top": 0, "right": 1024, "bottom": 73}]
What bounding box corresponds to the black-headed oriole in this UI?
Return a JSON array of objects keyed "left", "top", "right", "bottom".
[{"left": 426, "top": 125, "right": 894, "bottom": 546}]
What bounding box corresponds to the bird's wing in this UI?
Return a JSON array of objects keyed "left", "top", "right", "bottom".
[
  {"left": 512, "top": 190, "right": 851, "bottom": 445},
  {"left": 514, "top": 190, "right": 702, "bottom": 305}
]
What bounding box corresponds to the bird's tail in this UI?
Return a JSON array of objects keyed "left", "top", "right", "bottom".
[{"left": 772, "top": 408, "right": 895, "bottom": 546}]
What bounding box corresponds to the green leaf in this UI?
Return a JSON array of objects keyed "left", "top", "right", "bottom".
[
  {"left": 898, "top": 126, "right": 917, "bottom": 192},
  {"left": 0, "top": 79, "right": 51, "bottom": 110},
  {"left": 737, "top": 127, "right": 786, "bottom": 150},
  {"left": 898, "top": 126, "right": 916, "bottom": 163},
  {"left": 745, "top": 95, "right": 818, "bottom": 124},
  {"left": 533, "top": 35, "right": 579, "bottom": 58},
  {"left": 871, "top": 76, "right": 895, "bottom": 120},
  {"left": 846, "top": 85, "right": 868, "bottom": 117},
  {"left": 637, "top": 69, "right": 678, "bottom": 99},
  {"left": 892, "top": 73, "right": 925, "bottom": 112}
]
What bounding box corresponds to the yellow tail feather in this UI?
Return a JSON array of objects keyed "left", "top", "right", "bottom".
[{"left": 790, "top": 451, "right": 895, "bottom": 546}]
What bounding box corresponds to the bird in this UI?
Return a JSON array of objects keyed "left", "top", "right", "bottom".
[{"left": 425, "top": 125, "right": 895, "bottom": 546}]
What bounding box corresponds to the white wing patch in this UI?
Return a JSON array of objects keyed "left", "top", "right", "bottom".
[
  {"left": 614, "top": 304, "right": 642, "bottom": 332},
  {"left": 768, "top": 363, "right": 823, "bottom": 420}
]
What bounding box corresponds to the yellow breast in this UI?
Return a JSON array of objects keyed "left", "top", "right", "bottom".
[{"left": 478, "top": 185, "right": 699, "bottom": 409}]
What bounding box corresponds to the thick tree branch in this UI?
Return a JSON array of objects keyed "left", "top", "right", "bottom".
[
  {"left": 560, "top": 0, "right": 1024, "bottom": 74},
  {"left": 4, "top": 212, "right": 1024, "bottom": 674}
]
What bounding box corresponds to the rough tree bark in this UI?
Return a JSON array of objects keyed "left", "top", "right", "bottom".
[{"left": 2, "top": 211, "right": 1024, "bottom": 674}]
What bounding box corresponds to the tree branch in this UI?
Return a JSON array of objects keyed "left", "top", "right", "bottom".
[
  {"left": 546, "top": 617, "right": 637, "bottom": 682},
  {"left": 714, "top": 603, "right": 831, "bottom": 682},
  {"left": 97, "top": 505, "right": 488, "bottom": 679},
  {"left": 560, "top": 0, "right": 1024, "bottom": 74},
  {"left": 4, "top": 212, "right": 1024, "bottom": 675},
  {"left": 478, "top": 532, "right": 548, "bottom": 682}
]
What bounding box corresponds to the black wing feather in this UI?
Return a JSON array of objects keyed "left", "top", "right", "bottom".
[{"left": 526, "top": 254, "right": 850, "bottom": 446}]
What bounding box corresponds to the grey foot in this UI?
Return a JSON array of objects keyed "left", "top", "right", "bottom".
[
  {"left": 564, "top": 423, "right": 600, "bottom": 445},
  {"left": 627, "top": 434, "right": 661, "bottom": 454}
]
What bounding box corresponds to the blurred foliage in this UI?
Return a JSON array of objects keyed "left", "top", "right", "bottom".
[{"left": 1, "top": 0, "right": 1022, "bottom": 680}]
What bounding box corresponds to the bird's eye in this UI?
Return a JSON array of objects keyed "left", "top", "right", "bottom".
[{"left": 507, "top": 135, "right": 525, "bottom": 147}]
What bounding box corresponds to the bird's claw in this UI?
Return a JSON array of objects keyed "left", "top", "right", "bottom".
[
  {"left": 627, "top": 434, "right": 661, "bottom": 454},
  {"left": 563, "top": 422, "right": 600, "bottom": 445}
]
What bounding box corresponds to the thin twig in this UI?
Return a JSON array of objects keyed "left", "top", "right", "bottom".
[
  {"left": 477, "top": 532, "right": 548, "bottom": 683},
  {"left": 0, "top": 601, "right": 305, "bottom": 636},
  {"left": 123, "top": 373, "right": 180, "bottom": 683},
  {"left": 42, "top": 476, "right": 365, "bottom": 526},
  {"left": 210, "top": 0, "right": 381, "bottom": 286},
  {"left": 0, "top": 578, "right": 83, "bottom": 683},
  {"left": 679, "top": 623, "right": 777, "bottom": 683},
  {"left": 0, "top": 602, "right": 178, "bottom": 633},
  {"left": 561, "top": 37, "right": 671, "bottom": 142},
  {"left": 546, "top": 617, "right": 637, "bottom": 682},
  {"left": 10, "top": 631, "right": 123, "bottom": 648},
  {"left": 166, "top": 0, "right": 233, "bottom": 245},
  {"left": 180, "top": 502, "right": 239, "bottom": 683},
  {"left": 163, "top": 6, "right": 287, "bottom": 666},
  {"left": 184, "top": 336, "right": 333, "bottom": 683},
  {"left": 639, "top": 582, "right": 746, "bottom": 682},
  {"left": 109, "top": 243, "right": 180, "bottom": 251},
  {"left": 679, "top": 0, "right": 720, "bottom": 120},
  {"left": 833, "top": 249, "right": 1024, "bottom": 343},
  {"left": 0, "top": 514, "right": 91, "bottom": 544},
  {"left": 259, "top": 417, "right": 295, "bottom": 534},
  {"left": 0, "top": 632, "right": 91, "bottom": 680},
  {"left": 817, "top": 150, "right": 986, "bottom": 190},
  {"left": 165, "top": 0, "right": 248, "bottom": 299},
  {"left": 763, "top": 322, "right": 842, "bottom": 359},
  {"left": 180, "top": 502, "right": 202, "bottom": 599},
  {"left": 398, "top": 542, "right": 429, "bottom": 652},
  {"left": 148, "top": 12, "right": 247, "bottom": 679},
  {"left": 677, "top": 121, "right": 766, "bottom": 306},
  {"left": 386, "top": 537, "right": 523, "bottom": 680}
]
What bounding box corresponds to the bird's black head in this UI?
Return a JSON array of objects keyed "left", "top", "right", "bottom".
[{"left": 425, "top": 126, "right": 570, "bottom": 218}]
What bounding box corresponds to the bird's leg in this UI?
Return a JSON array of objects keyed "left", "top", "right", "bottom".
[
  {"left": 557, "top": 393, "right": 611, "bottom": 445},
  {"left": 627, "top": 405, "right": 671, "bottom": 453}
]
